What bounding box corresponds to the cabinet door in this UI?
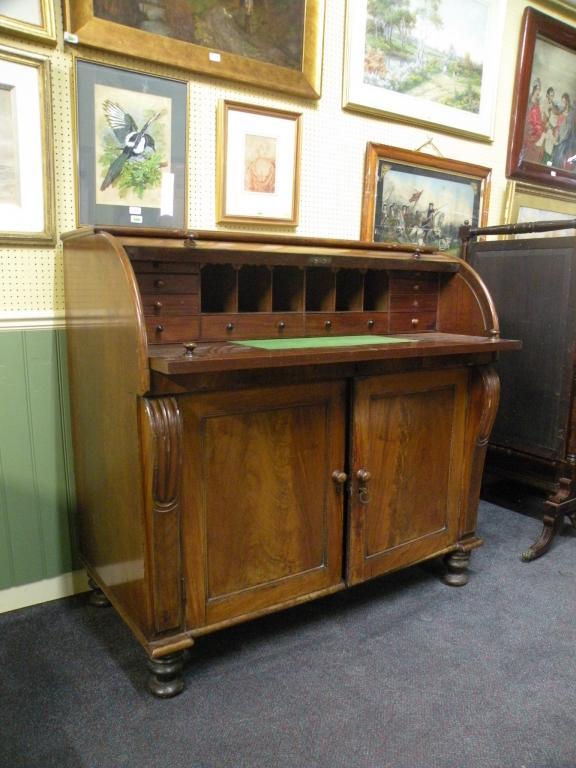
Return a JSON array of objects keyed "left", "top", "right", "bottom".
[
  {"left": 347, "top": 369, "right": 468, "bottom": 585},
  {"left": 180, "top": 380, "right": 346, "bottom": 628}
]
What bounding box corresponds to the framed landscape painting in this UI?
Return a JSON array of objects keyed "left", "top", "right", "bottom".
[
  {"left": 361, "top": 143, "right": 490, "bottom": 254},
  {"left": 74, "top": 59, "right": 187, "bottom": 229},
  {"left": 64, "top": 0, "right": 325, "bottom": 99},
  {"left": 507, "top": 8, "right": 576, "bottom": 193},
  {"left": 343, "top": 0, "right": 506, "bottom": 141},
  {"left": 0, "top": 47, "right": 54, "bottom": 245}
]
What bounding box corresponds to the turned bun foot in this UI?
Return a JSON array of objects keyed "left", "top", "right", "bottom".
[
  {"left": 147, "top": 652, "right": 185, "bottom": 698},
  {"left": 87, "top": 577, "right": 111, "bottom": 607},
  {"left": 443, "top": 550, "right": 470, "bottom": 587}
]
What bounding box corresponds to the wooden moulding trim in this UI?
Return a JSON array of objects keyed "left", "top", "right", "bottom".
[
  {"left": 148, "top": 635, "right": 195, "bottom": 659},
  {"left": 189, "top": 582, "right": 347, "bottom": 637},
  {"left": 185, "top": 229, "right": 438, "bottom": 254},
  {"left": 62, "top": 225, "right": 443, "bottom": 255},
  {"left": 86, "top": 565, "right": 193, "bottom": 658},
  {"left": 454, "top": 536, "right": 484, "bottom": 553}
]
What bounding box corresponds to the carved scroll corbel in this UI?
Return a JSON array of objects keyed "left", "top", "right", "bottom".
[
  {"left": 461, "top": 365, "right": 500, "bottom": 535},
  {"left": 142, "top": 397, "right": 184, "bottom": 634}
]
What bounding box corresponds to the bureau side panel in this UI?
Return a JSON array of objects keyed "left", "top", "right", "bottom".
[{"left": 63, "top": 232, "right": 154, "bottom": 639}]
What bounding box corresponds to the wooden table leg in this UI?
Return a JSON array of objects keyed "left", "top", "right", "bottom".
[{"left": 521, "top": 475, "right": 576, "bottom": 561}]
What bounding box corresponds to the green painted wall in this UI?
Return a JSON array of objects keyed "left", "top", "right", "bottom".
[{"left": 0, "top": 328, "right": 77, "bottom": 589}]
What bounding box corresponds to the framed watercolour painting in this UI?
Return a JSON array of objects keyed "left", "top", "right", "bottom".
[
  {"left": 343, "top": 0, "right": 506, "bottom": 141},
  {"left": 64, "top": 1, "right": 324, "bottom": 99},
  {"left": 0, "top": 0, "right": 56, "bottom": 44},
  {"left": 0, "top": 47, "right": 54, "bottom": 245},
  {"left": 216, "top": 100, "right": 301, "bottom": 225},
  {"left": 503, "top": 181, "right": 576, "bottom": 239},
  {"left": 507, "top": 8, "right": 576, "bottom": 193},
  {"left": 361, "top": 143, "right": 490, "bottom": 254},
  {"left": 74, "top": 59, "right": 187, "bottom": 229}
]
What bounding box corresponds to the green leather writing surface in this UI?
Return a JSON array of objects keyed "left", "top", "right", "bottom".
[{"left": 232, "top": 335, "right": 414, "bottom": 350}]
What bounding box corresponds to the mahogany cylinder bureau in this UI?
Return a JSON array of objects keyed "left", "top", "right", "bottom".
[{"left": 62, "top": 228, "right": 519, "bottom": 696}]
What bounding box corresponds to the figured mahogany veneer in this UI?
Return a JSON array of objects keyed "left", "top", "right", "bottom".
[{"left": 62, "top": 227, "right": 519, "bottom": 697}]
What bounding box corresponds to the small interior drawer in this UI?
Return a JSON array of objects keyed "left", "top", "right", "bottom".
[
  {"left": 389, "top": 275, "right": 438, "bottom": 294},
  {"left": 131, "top": 260, "right": 199, "bottom": 274},
  {"left": 389, "top": 294, "right": 438, "bottom": 312},
  {"left": 389, "top": 312, "right": 436, "bottom": 332},
  {"left": 136, "top": 273, "right": 199, "bottom": 294},
  {"left": 141, "top": 294, "right": 199, "bottom": 316},
  {"left": 146, "top": 316, "right": 200, "bottom": 343},
  {"left": 305, "top": 312, "right": 388, "bottom": 336},
  {"left": 201, "top": 313, "right": 305, "bottom": 341}
]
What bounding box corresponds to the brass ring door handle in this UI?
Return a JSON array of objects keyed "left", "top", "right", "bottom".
[{"left": 357, "top": 469, "right": 371, "bottom": 504}]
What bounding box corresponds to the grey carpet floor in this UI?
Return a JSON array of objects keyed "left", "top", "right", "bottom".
[{"left": 1, "top": 500, "right": 575, "bottom": 768}]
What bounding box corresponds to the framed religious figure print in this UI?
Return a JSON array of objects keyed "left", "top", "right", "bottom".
[
  {"left": 361, "top": 143, "right": 490, "bottom": 254},
  {"left": 74, "top": 59, "right": 187, "bottom": 229},
  {"left": 507, "top": 8, "right": 576, "bottom": 192},
  {"left": 64, "top": 1, "right": 324, "bottom": 99},
  {"left": 216, "top": 100, "right": 301, "bottom": 225},
  {"left": 0, "top": 47, "right": 54, "bottom": 245},
  {"left": 343, "top": 0, "right": 506, "bottom": 141},
  {"left": 0, "top": 0, "right": 56, "bottom": 45}
]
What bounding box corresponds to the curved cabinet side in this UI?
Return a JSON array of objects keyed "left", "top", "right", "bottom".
[
  {"left": 63, "top": 230, "right": 153, "bottom": 638},
  {"left": 438, "top": 258, "right": 500, "bottom": 337}
]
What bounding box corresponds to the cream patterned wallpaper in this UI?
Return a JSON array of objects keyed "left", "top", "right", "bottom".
[{"left": 0, "top": 0, "right": 574, "bottom": 318}]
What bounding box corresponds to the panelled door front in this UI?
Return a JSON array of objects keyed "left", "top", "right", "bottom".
[
  {"left": 180, "top": 380, "right": 346, "bottom": 628},
  {"left": 347, "top": 369, "right": 468, "bottom": 585}
]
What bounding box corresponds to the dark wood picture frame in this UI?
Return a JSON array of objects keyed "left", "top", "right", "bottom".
[
  {"left": 361, "top": 143, "right": 491, "bottom": 254},
  {"left": 507, "top": 7, "right": 576, "bottom": 192},
  {"left": 74, "top": 58, "right": 188, "bottom": 230},
  {"left": 63, "top": 1, "right": 325, "bottom": 100}
]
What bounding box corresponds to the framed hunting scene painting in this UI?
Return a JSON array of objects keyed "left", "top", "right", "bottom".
[{"left": 361, "top": 143, "right": 490, "bottom": 254}]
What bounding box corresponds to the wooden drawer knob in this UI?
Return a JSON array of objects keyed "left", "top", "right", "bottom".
[
  {"left": 226, "top": 322, "right": 235, "bottom": 332},
  {"left": 324, "top": 320, "right": 332, "bottom": 330},
  {"left": 367, "top": 319, "right": 375, "bottom": 329},
  {"left": 183, "top": 342, "right": 197, "bottom": 357},
  {"left": 155, "top": 324, "right": 164, "bottom": 333},
  {"left": 154, "top": 301, "right": 163, "bottom": 313},
  {"left": 154, "top": 279, "right": 166, "bottom": 288},
  {"left": 411, "top": 318, "right": 419, "bottom": 327},
  {"left": 278, "top": 321, "right": 286, "bottom": 330}
]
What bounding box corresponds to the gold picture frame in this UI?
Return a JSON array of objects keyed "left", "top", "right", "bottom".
[
  {"left": 361, "top": 143, "right": 490, "bottom": 254},
  {"left": 0, "top": 0, "right": 56, "bottom": 45},
  {"left": 0, "top": 46, "right": 54, "bottom": 246},
  {"left": 217, "top": 100, "right": 301, "bottom": 226},
  {"left": 343, "top": 0, "right": 506, "bottom": 141},
  {"left": 63, "top": 1, "right": 325, "bottom": 99},
  {"left": 503, "top": 181, "right": 576, "bottom": 238}
]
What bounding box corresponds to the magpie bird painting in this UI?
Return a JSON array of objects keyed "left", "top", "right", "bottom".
[{"left": 100, "top": 100, "right": 163, "bottom": 192}]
